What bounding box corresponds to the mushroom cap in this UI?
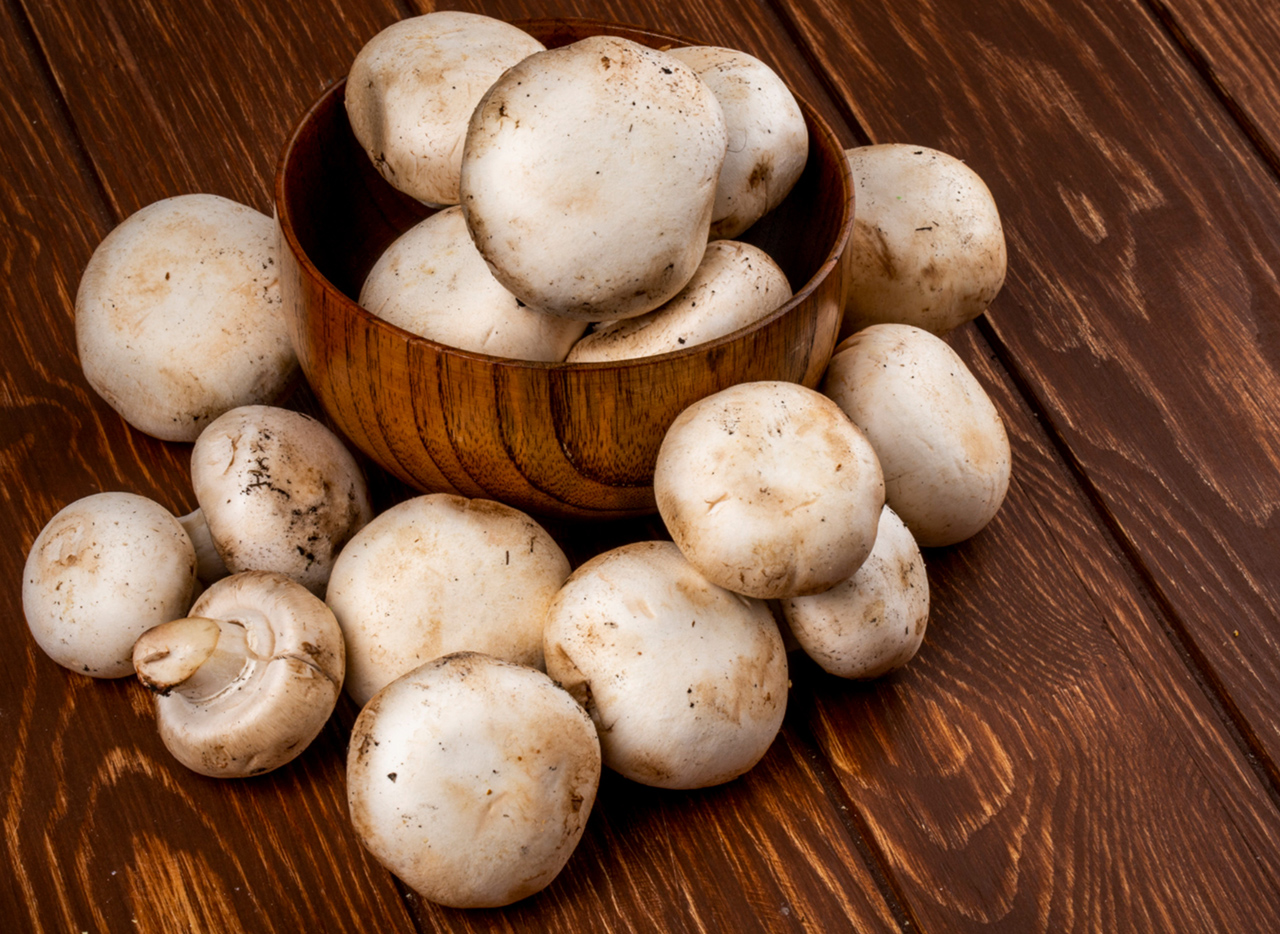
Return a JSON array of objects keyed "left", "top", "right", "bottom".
[
  {"left": 140, "top": 571, "right": 345, "bottom": 778},
  {"left": 23, "top": 492, "right": 196, "bottom": 678},
  {"left": 544, "top": 541, "right": 787, "bottom": 789},
  {"left": 566, "top": 240, "right": 792, "bottom": 362},
  {"left": 359, "top": 206, "right": 586, "bottom": 360},
  {"left": 191, "top": 405, "right": 373, "bottom": 594},
  {"left": 347, "top": 652, "right": 600, "bottom": 908},
  {"left": 782, "top": 505, "right": 929, "bottom": 679},
  {"left": 822, "top": 323, "right": 1011, "bottom": 546},
  {"left": 654, "top": 381, "right": 885, "bottom": 598},
  {"left": 666, "top": 46, "right": 809, "bottom": 239},
  {"left": 75, "top": 194, "right": 295, "bottom": 441},
  {"left": 460, "top": 35, "right": 728, "bottom": 320},
  {"left": 326, "top": 494, "right": 571, "bottom": 708},
  {"left": 840, "top": 144, "right": 1007, "bottom": 338},
  {"left": 345, "top": 12, "right": 545, "bottom": 207}
]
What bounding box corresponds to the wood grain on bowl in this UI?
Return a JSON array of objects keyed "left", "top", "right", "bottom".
[{"left": 275, "top": 20, "right": 853, "bottom": 519}]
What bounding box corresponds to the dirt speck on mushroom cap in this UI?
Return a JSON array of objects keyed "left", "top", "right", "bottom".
[{"left": 191, "top": 405, "right": 373, "bottom": 595}]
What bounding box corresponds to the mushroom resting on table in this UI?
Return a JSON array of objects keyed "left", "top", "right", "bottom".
[
  {"left": 191, "top": 404, "right": 373, "bottom": 595},
  {"left": 23, "top": 491, "right": 197, "bottom": 678},
  {"left": 75, "top": 193, "right": 296, "bottom": 441},
  {"left": 326, "top": 493, "right": 570, "bottom": 708},
  {"left": 132, "top": 570, "right": 345, "bottom": 778},
  {"left": 822, "top": 323, "right": 1011, "bottom": 547},
  {"left": 544, "top": 540, "right": 789, "bottom": 789},
  {"left": 654, "top": 380, "right": 885, "bottom": 599},
  {"left": 347, "top": 652, "right": 600, "bottom": 908}
]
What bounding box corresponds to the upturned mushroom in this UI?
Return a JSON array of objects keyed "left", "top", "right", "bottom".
[
  {"left": 821, "top": 323, "right": 1011, "bottom": 546},
  {"left": 132, "top": 570, "right": 345, "bottom": 778},
  {"left": 347, "top": 652, "right": 600, "bottom": 908},
  {"left": 346, "top": 12, "right": 545, "bottom": 206},
  {"left": 543, "top": 541, "right": 788, "bottom": 789},
  {"left": 359, "top": 206, "right": 586, "bottom": 360},
  {"left": 666, "top": 46, "right": 809, "bottom": 239},
  {"left": 23, "top": 491, "right": 197, "bottom": 678},
  {"left": 461, "top": 35, "right": 728, "bottom": 320},
  {"left": 654, "top": 380, "right": 885, "bottom": 599},
  {"left": 75, "top": 193, "right": 295, "bottom": 441},
  {"left": 840, "top": 144, "right": 1007, "bottom": 338},
  {"left": 191, "top": 405, "right": 373, "bottom": 595},
  {"left": 326, "top": 494, "right": 571, "bottom": 707},
  {"left": 781, "top": 505, "right": 929, "bottom": 679},
  {"left": 565, "top": 240, "right": 791, "bottom": 362}
]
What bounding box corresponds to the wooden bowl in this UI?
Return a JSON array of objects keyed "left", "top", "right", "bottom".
[{"left": 275, "top": 19, "right": 853, "bottom": 520}]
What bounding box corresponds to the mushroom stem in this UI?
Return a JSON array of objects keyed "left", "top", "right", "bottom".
[
  {"left": 177, "top": 508, "right": 230, "bottom": 585},
  {"left": 133, "top": 617, "right": 252, "bottom": 701}
]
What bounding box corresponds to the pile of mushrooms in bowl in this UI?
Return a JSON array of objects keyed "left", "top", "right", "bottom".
[
  {"left": 275, "top": 16, "right": 853, "bottom": 520},
  {"left": 23, "top": 8, "right": 1014, "bottom": 915}
]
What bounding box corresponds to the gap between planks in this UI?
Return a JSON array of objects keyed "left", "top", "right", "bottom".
[
  {"left": 9, "top": 0, "right": 120, "bottom": 227},
  {"left": 761, "top": 0, "right": 1280, "bottom": 834},
  {"left": 1142, "top": 0, "right": 1280, "bottom": 187}
]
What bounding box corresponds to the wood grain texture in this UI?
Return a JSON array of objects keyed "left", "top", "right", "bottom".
[
  {"left": 792, "top": 328, "right": 1280, "bottom": 931},
  {"left": 1152, "top": 0, "right": 1280, "bottom": 170},
  {"left": 9, "top": 0, "right": 1280, "bottom": 930},
  {"left": 773, "top": 0, "right": 1280, "bottom": 782}
]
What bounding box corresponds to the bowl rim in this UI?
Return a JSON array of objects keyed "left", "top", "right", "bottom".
[{"left": 274, "top": 18, "right": 854, "bottom": 374}]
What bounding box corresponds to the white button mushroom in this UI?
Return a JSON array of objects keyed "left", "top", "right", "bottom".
[
  {"left": 345, "top": 12, "right": 545, "bottom": 207},
  {"left": 782, "top": 505, "right": 929, "bottom": 679},
  {"left": 460, "top": 35, "right": 728, "bottom": 320},
  {"left": 565, "top": 240, "right": 792, "bottom": 362},
  {"left": 543, "top": 541, "right": 788, "bottom": 789},
  {"left": 23, "top": 492, "right": 197, "bottom": 678},
  {"left": 359, "top": 206, "right": 587, "bottom": 360},
  {"left": 132, "top": 570, "right": 345, "bottom": 778},
  {"left": 75, "top": 194, "right": 296, "bottom": 441},
  {"left": 654, "top": 380, "right": 885, "bottom": 599},
  {"left": 191, "top": 405, "right": 373, "bottom": 595},
  {"left": 347, "top": 652, "right": 600, "bottom": 908},
  {"left": 821, "top": 323, "right": 1011, "bottom": 547},
  {"left": 326, "top": 494, "right": 571, "bottom": 708},
  {"left": 666, "top": 46, "right": 809, "bottom": 239},
  {"left": 841, "top": 144, "right": 1007, "bottom": 338}
]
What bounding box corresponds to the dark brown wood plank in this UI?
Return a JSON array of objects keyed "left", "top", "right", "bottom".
[
  {"left": 7, "top": 0, "right": 901, "bottom": 930},
  {"left": 0, "top": 1, "right": 416, "bottom": 932},
  {"left": 1152, "top": 0, "right": 1280, "bottom": 170},
  {"left": 793, "top": 329, "right": 1280, "bottom": 930},
  {"left": 774, "top": 0, "right": 1280, "bottom": 783}
]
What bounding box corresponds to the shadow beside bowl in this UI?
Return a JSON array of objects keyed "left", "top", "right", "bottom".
[{"left": 275, "top": 19, "right": 853, "bottom": 520}]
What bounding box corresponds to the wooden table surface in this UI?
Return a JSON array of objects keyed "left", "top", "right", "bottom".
[{"left": 5, "top": 0, "right": 1280, "bottom": 930}]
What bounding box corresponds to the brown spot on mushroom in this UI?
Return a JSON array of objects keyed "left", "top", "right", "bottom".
[{"left": 747, "top": 157, "right": 773, "bottom": 189}]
